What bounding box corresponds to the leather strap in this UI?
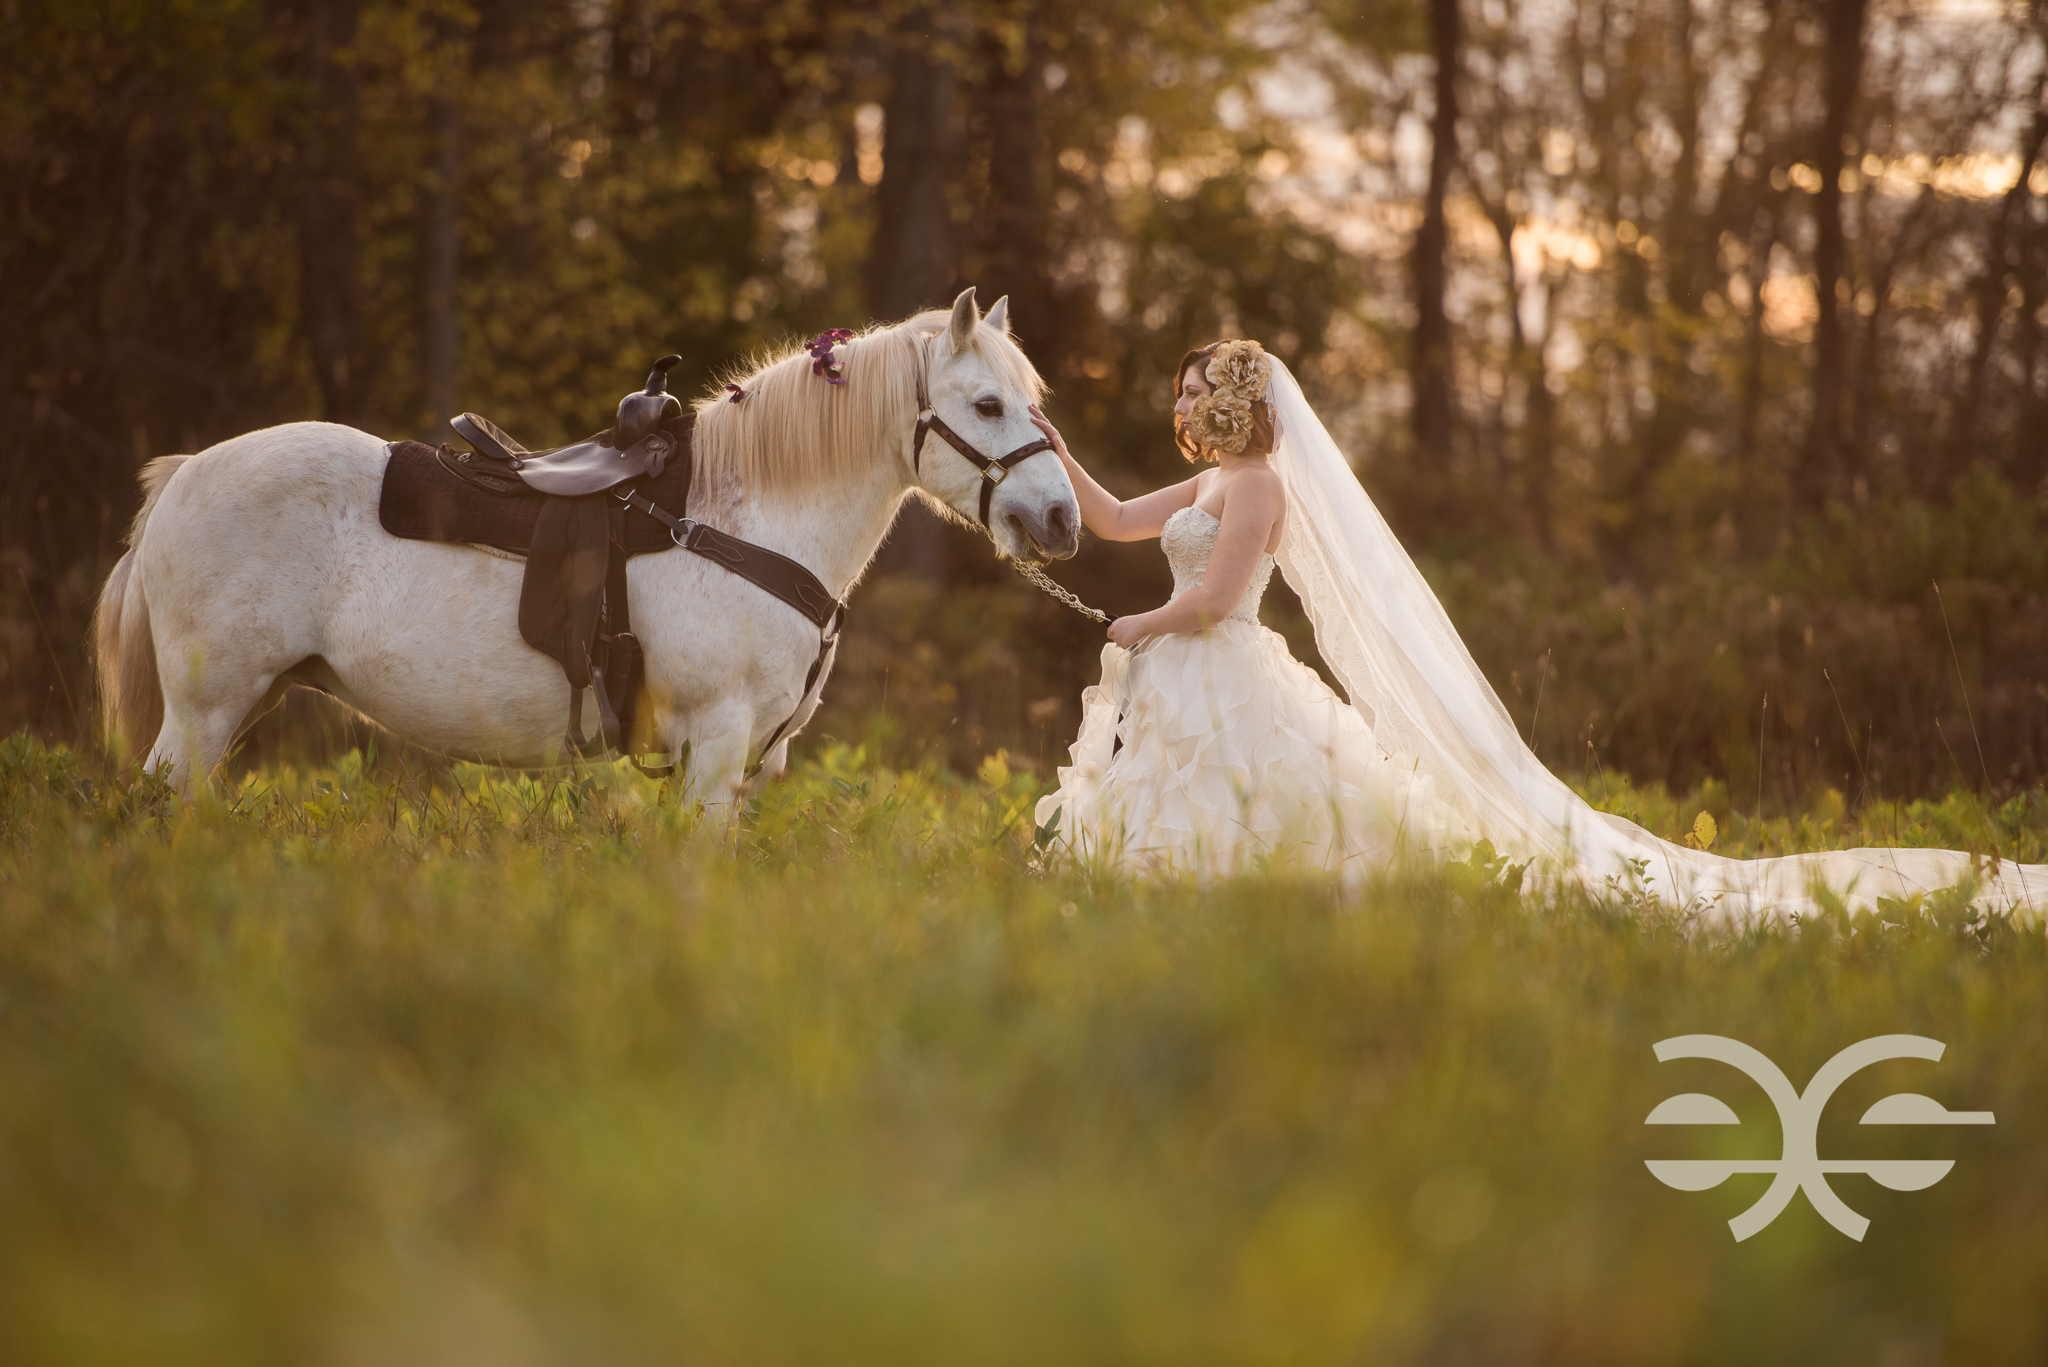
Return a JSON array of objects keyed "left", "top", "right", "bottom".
[
  {"left": 615, "top": 484, "right": 848, "bottom": 778},
  {"left": 615, "top": 488, "right": 846, "bottom": 636},
  {"left": 558, "top": 501, "right": 639, "bottom": 761},
  {"left": 751, "top": 631, "right": 839, "bottom": 776},
  {"left": 912, "top": 345, "right": 1056, "bottom": 527},
  {"left": 596, "top": 507, "right": 647, "bottom": 767},
  {"left": 913, "top": 412, "right": 1054, "bottom": 527}
]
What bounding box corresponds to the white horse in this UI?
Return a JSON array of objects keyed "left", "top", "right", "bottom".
[{"left": 93, "top": 289, "right": 1080, "bottom": 808}]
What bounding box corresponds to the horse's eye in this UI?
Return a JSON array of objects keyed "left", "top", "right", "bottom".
[{"left": 975, "top": 398, "right": 1003, "bottom": 419}]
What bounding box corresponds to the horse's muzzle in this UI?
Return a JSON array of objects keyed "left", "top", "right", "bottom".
[{"left": 1011, "top": 501, "right": 1079, "bottom": 561}]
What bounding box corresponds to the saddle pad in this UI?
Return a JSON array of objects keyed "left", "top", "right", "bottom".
[{"left": 378, "top": 416, "right": 697, "bottom": 556}]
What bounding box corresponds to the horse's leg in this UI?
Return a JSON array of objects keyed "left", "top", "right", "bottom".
[
  {"left": 131, "top": 423, "right": 359, "bottom": 792},
  {"left": 148, "top": 639, "right": 299, "bottom": 792},
  {"left": 667, "top": 697, "right": 755, "bottom": 822}
]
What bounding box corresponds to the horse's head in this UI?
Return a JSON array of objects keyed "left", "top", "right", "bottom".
[{"left": 912, "top": 289, "right": 1080, "bottom": 562}]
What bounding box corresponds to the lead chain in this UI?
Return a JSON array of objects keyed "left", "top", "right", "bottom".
[
  {"left": 962, "top": 474, "right": 1116, "bottom": 624},
  {"left": 1009, "top": 557, "right": 1114, "bottom": 625}
]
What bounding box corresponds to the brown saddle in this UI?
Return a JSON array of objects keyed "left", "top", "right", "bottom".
[
  {"left": 377, "top": 415, "right": 698, "bottom": 762},
  {"left": 447, "top": 354, "right": 688, "bottom": 498},
  {"left": 378, "top": 365, "right": 848, "bottom": 774}
]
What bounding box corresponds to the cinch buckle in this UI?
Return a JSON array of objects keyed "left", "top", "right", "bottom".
[{"left": 669, "top": 517, "right": 700, "bottom": 548}]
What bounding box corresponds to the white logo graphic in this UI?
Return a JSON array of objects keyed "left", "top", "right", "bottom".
[{"left": 1645, "top": 1034, "right": 1994, "bottom": 1241}]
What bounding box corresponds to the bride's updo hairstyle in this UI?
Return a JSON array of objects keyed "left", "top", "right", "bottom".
[{"left": 1173, "top": 339, "right": 1277, "bottom": 463}]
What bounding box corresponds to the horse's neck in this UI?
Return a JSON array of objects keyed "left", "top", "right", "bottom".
[{"left": 713, "top": 458, "right": 909, "bottom": 596}]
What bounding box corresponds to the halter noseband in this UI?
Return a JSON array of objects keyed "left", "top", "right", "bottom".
[{"left": 912, "top": 341, "right": 1056, "bottom": 529}]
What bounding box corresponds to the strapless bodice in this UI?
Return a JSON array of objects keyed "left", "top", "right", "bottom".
[{"left": 1161, "top": 505, "right": 1276, "bottom": 625}]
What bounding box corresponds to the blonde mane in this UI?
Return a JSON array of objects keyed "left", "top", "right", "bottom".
[{"left": 690, "top": 310, "right": 1048, "bottom": 495}]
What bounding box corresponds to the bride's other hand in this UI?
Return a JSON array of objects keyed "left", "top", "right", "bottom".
[{"left": 1108, "top": 613, "right": 1153, "bottom": 649}]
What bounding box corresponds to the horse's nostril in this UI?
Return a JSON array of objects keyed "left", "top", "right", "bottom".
[{"left": 1050, "top": 503, "right": 1075, "bottom": 538}]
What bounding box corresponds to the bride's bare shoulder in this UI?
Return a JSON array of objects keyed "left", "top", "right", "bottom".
[
  {"left": 1221, "top": 464, "right": 1284, "bottom": 509},
  {"left": 1217, "top": 464, "right": 1285, "bottom": 551}
]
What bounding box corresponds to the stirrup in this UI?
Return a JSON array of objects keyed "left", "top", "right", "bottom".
[{"left": 563, "top": 669, "right": 623, "bottom": 758}]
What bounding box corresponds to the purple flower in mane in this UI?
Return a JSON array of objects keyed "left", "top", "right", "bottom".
[
  {"left": 724, "top": 382, "right": 748, "bottom": 403},
  {"left": 806, "top": 328, "right": 855, "bottom": 384}
]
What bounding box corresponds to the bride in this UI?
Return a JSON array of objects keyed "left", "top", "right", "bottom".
[{"left": 1028, "top": 339, "right": 2047, "bottom": 922}]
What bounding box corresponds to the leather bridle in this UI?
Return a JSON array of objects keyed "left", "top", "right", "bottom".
[{"left": 913, "top": 341, "right": 1056, "bottom": 529}]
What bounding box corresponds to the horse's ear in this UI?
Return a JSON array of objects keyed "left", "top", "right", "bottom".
[
  {"left": 947, "top": 287, "right": 980, "bottom": 355},
  {"left": 984, "top": 295, "right": 1010, "bottom": 336}
]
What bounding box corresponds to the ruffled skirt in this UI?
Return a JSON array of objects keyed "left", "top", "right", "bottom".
[{"left": 1034, "top": 621, "right": 1474, "bottom": 879}]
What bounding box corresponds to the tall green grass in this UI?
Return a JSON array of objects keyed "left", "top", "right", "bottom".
[{"left": 2, "top": 732, "right": 2045, "bottom": 1365}]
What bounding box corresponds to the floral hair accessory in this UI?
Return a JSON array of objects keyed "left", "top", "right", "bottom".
[
  {"left": 1187, "top": 339, "right": 1272, "bottom": 457},
  {"left": 1206, "top": 339, "right": 1270, "bottom": 403},
  {"left": 806, "top": 328, "right": 855, "bottom": 384},
  {"left": 724, "top": 382, "right": 748, "bottom": 403}
]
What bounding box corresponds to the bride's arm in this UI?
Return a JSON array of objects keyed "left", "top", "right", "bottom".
[
  {"left": 1107, "top": 470, "right": 1284, "bottom": 647},
  {"left": 1028, "top": 405, "right": 1197, "bottom": 541}
]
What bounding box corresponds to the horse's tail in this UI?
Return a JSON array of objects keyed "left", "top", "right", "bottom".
[{"left": 93, "top": 454, "right": 188, "bottom": 759}]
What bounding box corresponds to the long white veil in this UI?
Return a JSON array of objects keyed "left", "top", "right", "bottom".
[{"left": 1266, "top": 356, "right": 2045, "bottom": 922}]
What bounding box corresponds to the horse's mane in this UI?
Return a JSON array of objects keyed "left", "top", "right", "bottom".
[{"left": 690, "top": 310, "right": 1047, "bottom": 495}]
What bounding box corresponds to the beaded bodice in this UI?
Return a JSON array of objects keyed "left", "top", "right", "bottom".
[{"left": 1161, "top": 505, "right": 1276, "bottom": 625}]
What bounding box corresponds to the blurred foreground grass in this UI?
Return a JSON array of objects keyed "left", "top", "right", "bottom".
[{"left": 3, "top": 730, "right": 2046, "bottom": 1366}]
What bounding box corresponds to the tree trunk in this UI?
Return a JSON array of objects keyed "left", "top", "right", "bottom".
[
  {"left": 1952, "top": 87, "right": 2047, "bottom": 472},
  {"left": 868, "top": 30, "right": 957, "bottom": 318},
  {"left": 1666, "top": 0, "right": 1705, "bottom": 310},
  {"left": 1523, "top": 286, "right": 1558, "bottom": 550},
  {"left": 422, "top": 90, "right": 460, "bottom": 439},
  {"left": 1619, "top": 0, "right": 1707, "bottom": 572},
  {"left": 1804, "top": 0, "right": 1868, "bottom": 506},
  {"left": 2020, "top": 261, "right": 2047, "bottom": 486},
  {"left": 1851, "top": 188, "right": 1932, "bottom": 484},
  {"left": 297, "top": 0, "right": 365, "bottom": 426},
  {"left": 1485, "top": 199, "right": 1520, "bottom": 501},
  {"left": 868, "top": 20, "right": 960, "bottom": 579},
  {"left": 1738, "top": 207, "right": 1781, "bottom": 554},
  {"left": 979, "top": 23, "right": 1055, "bottom": 354},
  {"left": 1411, "top": 0, "right": 1459, "bottom": 467}
]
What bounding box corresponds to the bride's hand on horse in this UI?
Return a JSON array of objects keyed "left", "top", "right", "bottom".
[
  {"left": 1029, "top": 403, "right": 1177, "bottom": 543},
  {"left": 1026, "top": 404, "right": 1071, "bottom": 462}
]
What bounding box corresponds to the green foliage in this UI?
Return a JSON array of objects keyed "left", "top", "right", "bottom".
[{"left": 3, "top": 732, "right": 2047, "bottom": 1363}]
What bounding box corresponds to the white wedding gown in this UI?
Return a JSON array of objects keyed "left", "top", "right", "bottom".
[
  {"left": 1035, "top": 357, "right": 2048, "bottom": 924},
  {"left": 1035, "top": 505, "right": 1473, "bottom": 877}
]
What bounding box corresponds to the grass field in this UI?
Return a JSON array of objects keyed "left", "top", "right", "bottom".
[{"left": 3, "top": 730, "right": 2046, "bottom": 1366}]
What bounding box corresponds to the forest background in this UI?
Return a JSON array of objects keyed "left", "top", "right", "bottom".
[{"left": 4, "top": 0, "right": 2046, "bottom": 810}]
